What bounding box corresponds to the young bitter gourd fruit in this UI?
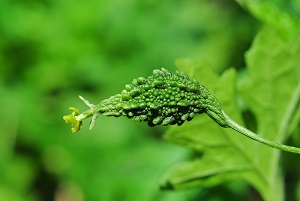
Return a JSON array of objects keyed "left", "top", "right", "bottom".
[{"left": 63, "top": 68, "right": 300, "bottom": 154}]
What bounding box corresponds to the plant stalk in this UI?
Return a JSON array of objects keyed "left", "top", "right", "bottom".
[{"left": 222, "top": 111, "right": 300, "bottom": 154}]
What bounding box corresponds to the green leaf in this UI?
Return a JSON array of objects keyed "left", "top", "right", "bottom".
[
  {"left": 241, "top": 27, "right": 300, "bottom": 142},
  {"left": 162, "top": 28, "right": 300, "bottom": 200},
  {"left": 236, "top": 0, "right": 300, "bottom": 41},
  {"left": 239, "top": 26, "right": 300, "bottom": 201}
]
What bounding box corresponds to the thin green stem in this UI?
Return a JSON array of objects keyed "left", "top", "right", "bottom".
[{"left": 222, "top": 111, "right": 300, "bottom": 154}]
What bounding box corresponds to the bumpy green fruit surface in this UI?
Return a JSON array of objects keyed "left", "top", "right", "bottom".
[
  {"left": 63, "top": 68, "right": 228, "bottom": 132},
  {"left": 98, "top": 68, "right": 228, "bottom": 127}
]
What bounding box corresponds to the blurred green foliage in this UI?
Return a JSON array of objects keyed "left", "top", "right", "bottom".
[{"left": 1, "top": 0, "right": 299, "bottom": 200}]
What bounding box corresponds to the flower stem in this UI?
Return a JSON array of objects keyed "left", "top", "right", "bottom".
[{"left": 222, "top": 111, "right": 300, "bottom": 154}]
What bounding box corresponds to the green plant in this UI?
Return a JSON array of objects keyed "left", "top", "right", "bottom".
[{"left": 62, "top": 1, "right": 300, "bottom": 201}]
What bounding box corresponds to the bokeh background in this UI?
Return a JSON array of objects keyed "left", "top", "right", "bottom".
[{"left": 0, "top": 0, "right": 273, "bottom": 200}]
